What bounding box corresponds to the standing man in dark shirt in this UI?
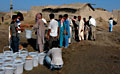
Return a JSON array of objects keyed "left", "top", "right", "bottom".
[
  {"left": 83, "top": 18, "right": 90, "bottom": 40},
  {"left": 10, "top": 15, "right": 24, "bottom": 52},
  {"left": 10, "top": 15, "right": 19, "bottom": 52},
  {"left": 72, "top": 16, "right": 79, "bottom": 41}
]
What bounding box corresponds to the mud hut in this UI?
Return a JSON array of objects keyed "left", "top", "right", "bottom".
[
  {"left": 26, "top": 3, "right": 113, "bottom": 26},
  {"left": 27, "top": 3, "right": 95, "bottom": 20}
]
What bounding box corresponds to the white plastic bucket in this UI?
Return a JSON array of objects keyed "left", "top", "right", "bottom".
[
  {"left": 0, "top": 63, "right": 4, "bottom": 68},
  {"left": 29, "top": 52, "right": 38, "bottom": 67},
  {"left": 4, "top": 59, "right": 14, "bottom": 65},
  {"left": 29, "top": 52, "right": 38, "bottom": 56},
  {"left": 25, "top": 30, "right": 32, "bottom": 39},
  {"left": 4, "top": 51, "right": 13, "bottom": 57},
  {"left": 38, "top": 52, "right": 46, "bottom": 65},
  {"left": 19, "top": 50, "right": 28, "bottom": 60},
  {"left": 0, "top": 58, "right": 4, "bottom": 63},
  {"left": 0, "top": 53, "right": 4, "bottom": 59},
  {"left": 14, "top": 56, "right": 24, "bottom": 74},
  {"left": 24, "top": 56, "right": 33, "bottom": 71},
  {"left": 0, "top": 68, "right": 5, "bottom": 74},
  {"left": 14, "top": 62, "right": 24, "bottom": 74},
  {"left": 13, "top": 52, "right": 19, "bottom": 60},
  {"left": 5, "top": 55, "right": 14, "bottom": 60},
  {"left": 14, "top": 57, "right": 24, "bottom": 63},
  {"left": 4, "top": 64, "right": 15, "bottom": 74},
  {"left": 3, "top": 46, "right": 13, "bottom": 56}
]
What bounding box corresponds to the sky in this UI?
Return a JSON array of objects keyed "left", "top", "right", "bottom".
[{"left": 0, "top": 0, "right": 120, "bottom": 12}]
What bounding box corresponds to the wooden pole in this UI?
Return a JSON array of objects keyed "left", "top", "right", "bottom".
[{"left": 10, "top": 0, "right": 13, "bottom": 19}]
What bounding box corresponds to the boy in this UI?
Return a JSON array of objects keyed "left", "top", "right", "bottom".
[{"left": 10, "top": 15, "right": 24, "bottom": 52}]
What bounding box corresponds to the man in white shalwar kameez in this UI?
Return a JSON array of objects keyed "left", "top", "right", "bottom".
[
  {"left": 78, "top": 16, "right": 84, "bottom": 41},
  {"left": 68, "top": 18, "right": 73, "bottom": 44}
]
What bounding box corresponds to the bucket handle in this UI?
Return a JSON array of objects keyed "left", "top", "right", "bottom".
[{"left": 3, "top": 46, "right": 13, "bottom": 53}]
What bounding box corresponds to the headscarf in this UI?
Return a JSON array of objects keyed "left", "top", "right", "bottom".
[{"left": 35, "top": 13, "right": 42, "bottom": 23}]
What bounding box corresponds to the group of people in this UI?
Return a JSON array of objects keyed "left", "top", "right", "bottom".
[
  {"left": 47, "top": 14, "right": 97, "bottom": 50},
  {"left": 71, "top": 15, "right": 96, "bottom": 42},
  {"left": 10, "top": 12, "right": 97, "bottom": 70},
  {"left": 9, "top": 12, "right": 63, "bottom": 70}
]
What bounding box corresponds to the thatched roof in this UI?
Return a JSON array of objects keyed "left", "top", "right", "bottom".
[
  {"left": 45, "top": 3, "right": 94, "bottom": 10},
  {"left": 31, "top": 3, "right": 95, "bottom": 11}
]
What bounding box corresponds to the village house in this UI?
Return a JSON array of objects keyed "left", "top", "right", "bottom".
[{"left": 27, "top": 3, "right": 112, "bottom": 23}]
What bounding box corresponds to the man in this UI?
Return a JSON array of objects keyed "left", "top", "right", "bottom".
[
  {"left": 89, "top": 16, "right": 96, "bottom": 41},
  {"left": 78, "top": 16, "right": 84, "bottom": 41},
  {"left": 83, "top": 18, "right": 89, "bottom": 40},
  {"left": 1, "top": 16, "right": 4, "bottom": 23},
  {"left": 36, "top": 15, "right": 47, "bottom": 27},
  {"left": 10, "top": 15, "right": 24, "bottom": 52},
  {"left": 63, "top": 14, "right": 70, "bottom": 48},
  {"left": 109, "top": 17, "right": 113, "bottom": 32},
  {"left": 72, "top": 16, "right": 79, "bottom": 41},
  {"left": 58, "top": 15, "right": 64, "bottom": 48},
  {"left": 44, "top": 42, "right": 63, "bottom": 70},
  {"left": 32, "top": 13, "right": 45, "bottom": 52},
  {"left": 47, "top": 13, "right": 59, "bottom": 49},
  {"left": 68, "top": 18, "right": 73, "bottom": 44}
]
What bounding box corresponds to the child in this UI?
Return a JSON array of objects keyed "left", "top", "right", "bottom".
[
  {"left": 10, "top": 15, "right": 19, "bottom": 52},
  {"left": 10, "top": 15, "right": 25, "bottom": 52}
]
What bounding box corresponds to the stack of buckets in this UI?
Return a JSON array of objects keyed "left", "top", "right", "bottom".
[{"left": 0, "top": 46, "right": 46, "bottom": 74}]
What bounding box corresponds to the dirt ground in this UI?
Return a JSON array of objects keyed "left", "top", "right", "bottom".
[{"left": 0, "top": 23, "right": 120, "bottom": 74}]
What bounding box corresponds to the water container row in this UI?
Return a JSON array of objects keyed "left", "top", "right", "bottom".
[{"left": 0, "top": 47, "right": 46, "bottom": 74}]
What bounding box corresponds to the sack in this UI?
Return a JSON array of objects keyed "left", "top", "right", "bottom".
[{"left": 113, "top": 20, "right": 117, "bottom": 25}]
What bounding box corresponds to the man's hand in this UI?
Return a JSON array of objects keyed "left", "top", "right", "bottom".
[{"left": 21, "top": 28, "right": 25, "bottom": 32}]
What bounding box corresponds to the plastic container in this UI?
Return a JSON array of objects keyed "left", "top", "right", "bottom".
[
  {"left": 19, "top": 50, "right": 28, "bottom": 60},
  {"left": 14, "top": 56, "right": 24, "bottom": 74},
  {"left": 4, "top": 51, "right": 13, "bottom": 57},
  {"left": 0, "top": 53, "right": 4, "bottom": 59},
  {"left": 29, "top": 52, "right": 38, "bottom": 67},
  {"left": 5, "top": 55, "right": 14, "bottom": 60},
  {"left": 0, "top": 68, "right": 5, "bottom": 74},
  {"left": 14, "top": 61, "right": 24, "bottom": 74},
  {"left": 38, "top": 52, "right": 46, "bottom": 65},
  {"left": 4, "top": 59, "right": 14, "bottom": 65},
  {"left": 3, "top": 46, "right": 13, "bottom": 56},
  {"left": 25, "top": 30, "right": 32, "bottom": 39},
  {"left": 4, "top": 64, "right": 15, "bottom": 74},
  {"left": 24, "top": 56, "right": 33, "bottom": 71},
  {"left": 13, "top": 52, "right": 19, "bottom": 60},
  {"left": 0, "top": 63, "right": 3, "bottom": 68}
]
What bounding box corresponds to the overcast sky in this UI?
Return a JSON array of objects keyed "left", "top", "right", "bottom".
[{"left": 0, "top": 0, "right": 120, "bottom": 12}]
